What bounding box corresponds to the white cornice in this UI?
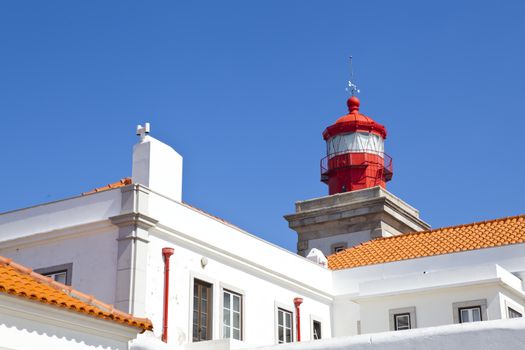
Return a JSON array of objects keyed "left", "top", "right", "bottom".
[{"left": 0, "top": 220, "right": 115, "bottom": 251}]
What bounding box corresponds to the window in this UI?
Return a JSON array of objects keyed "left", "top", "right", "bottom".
[
  {"left": 331, "top": 242, "right": 347, "bottom": 254},
  {"left": 223, "top": 290, "right": 242, "bottom": 340},
  {"left": 394, "top": 313, "right": 411, "bottom": 330},
  {"left": 277, "top": 308, "right": 293, "bottom": 344},
  {"left": 508, "top": 307, "right": 522, "bottom": 319},
  {"left": 312, "top": 320, "right": 322, "bottom": 340},
  {"left": 452, "top": 299, "right": 487, "bottom": 324},
  {"left": 389, "top": 307, "right": 416, "bottom": 331},
  {"left": 35, "top": 263, "right": 73, "bottom": 286},
  {"left": 459, "top": 306, "right": 482, "bottom": 323},
  {"left": 193, "top": 279, "right": 212, "bottom": 342}
]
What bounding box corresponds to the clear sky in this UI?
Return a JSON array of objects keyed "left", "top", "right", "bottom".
[{"left": 1, "top": 1, "right": 524, "bottom": 252}]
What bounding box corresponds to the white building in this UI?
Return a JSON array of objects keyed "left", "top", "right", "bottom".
[
  {"left": 0, "top": 98, "right": 524, "bottom": 350},
  {"left": 0, "top": 255, "right": 151, "bottom": 350}
]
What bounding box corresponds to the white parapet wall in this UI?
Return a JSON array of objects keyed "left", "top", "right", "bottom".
[{"left": 252, "top": 318, "right": 525, "bottom": 350}]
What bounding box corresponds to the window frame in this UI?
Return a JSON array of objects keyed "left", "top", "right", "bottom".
[
  {"left": 394, "top": 313, "right": 411, "bottom": 331},
  {"left": 192, "top": 278, "right": 213, "bottom": 342},
  {"left": 312, "top": 319, "right": 322, "bottom": 340},
  {"left": 274, "top": 302, "right": 295, "bottom": 344},
  {"left": 507, "top": 307, "right": 523, "bottom": 319},
  {"left": 389, "top": 306, "right": 416, "bottom": 331},
  {"left": 458, "top": 306, "right": 482, "bottom": 323},
  {"left": 452, "top": 299, "right": 487, "bottom": 324},
  {"left": 35, "top": 263, "right": 73, "bottom": 286},
  {"left": 504, "top": 299, "right": 524, "bottom": 319},
  {"left": 221, "top": 287, "right": 244, "bottom": 341},
  {"left": 331, "top": 242, "right": 348, "bottom": 254}
]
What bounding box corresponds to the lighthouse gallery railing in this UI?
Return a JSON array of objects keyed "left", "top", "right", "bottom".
[{"left": 320, "top": 150, "right": 393, "bottom": 183}]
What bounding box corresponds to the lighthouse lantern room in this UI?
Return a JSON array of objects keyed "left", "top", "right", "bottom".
[{"left": 321, "top": 96, "right": 393, "bottom": 195}]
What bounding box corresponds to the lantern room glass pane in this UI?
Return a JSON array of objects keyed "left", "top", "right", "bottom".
[{"left": 327, "top": 132, "right": 384, "bottom": 157}]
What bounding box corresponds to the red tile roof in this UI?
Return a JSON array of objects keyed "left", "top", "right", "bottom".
[
  {"left": 82, "top": 177, "right": 132, "bottom": 195},
  {"left": 0, "top": 256, "right": 153, "bottom": 331},
  {"left": 328, "top": 215, "right": 525, "bottom": 270}
]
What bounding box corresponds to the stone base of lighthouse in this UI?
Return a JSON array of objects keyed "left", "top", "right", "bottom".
[{"left": 284, "top": 186, "right": 430, "bottom": 257}]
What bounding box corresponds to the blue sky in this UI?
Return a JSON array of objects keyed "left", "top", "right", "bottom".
[{"left": 1, "top": 1, "right": 524, "bottom": 252}]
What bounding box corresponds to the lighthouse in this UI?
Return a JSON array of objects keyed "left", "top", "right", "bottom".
[
  {"left": 321, "top": 96, "right": 392, "bottom": 195},
  {"left": 285, "top": 92, "right": 429, "bottom": 257}
]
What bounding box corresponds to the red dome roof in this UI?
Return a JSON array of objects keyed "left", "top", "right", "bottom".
[{"left": 323, "top": 96, "right": 387, "bottom": 140}]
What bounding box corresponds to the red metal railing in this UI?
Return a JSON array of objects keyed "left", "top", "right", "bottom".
[{"left": 320, "top": 150, "right": 393, "bottom": 183}]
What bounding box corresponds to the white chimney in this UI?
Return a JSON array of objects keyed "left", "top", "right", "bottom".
[{"left": 132, "top": 123, "right": 183, "bottom": 201}]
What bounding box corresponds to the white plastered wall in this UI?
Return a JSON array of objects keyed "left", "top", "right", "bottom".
[
  {"left": 142, "top": 190, "right": 334, "bottom": 348},
  {"left": 358, "top": 284, "right": 504, "bottom": 334},
  {"left": 0, "top": 228, "right": 119, "bottom": 304},
  {"left": 145, "top": 233, "right": 332, "bottom": 348}
]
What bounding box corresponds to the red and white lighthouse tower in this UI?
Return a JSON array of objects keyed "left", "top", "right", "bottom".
[{"left": 321, "top": 96, "right": 393, "bottom": 195}]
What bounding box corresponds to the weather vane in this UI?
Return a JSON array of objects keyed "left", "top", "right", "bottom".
[{"left": 346, "top": 56, "right": 360, "bottom": 96}]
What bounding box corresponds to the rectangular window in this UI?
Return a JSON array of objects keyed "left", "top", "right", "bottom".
[
  {"left": 35, "top": 263, "right": 73, "bottom": 286},
  {"left": 394, "top": 313, "right": 411, "bottom": 330},
  {"left": 277, "top": 308, "right": 293, "bottom": 344},
  {"left": 223, "top": 290, "right": 242, "bottom": 340},
  {"left": 459, "top": 306, "right": 482, "bottom": 323},
  {"left": 312, "top": 320, "right": 322, "bottom": 340},
  {"left": 331, "top": 242, "right": 347, "bottom": 254},
  {"left": 193, "top": 279, "right": 212, "bottom": 342},
  {"left": 508, "top": 307, "right": 523, "bottom": 319},
  {"left": 46, "top": 271, "right": 67, "bottom": 284}
]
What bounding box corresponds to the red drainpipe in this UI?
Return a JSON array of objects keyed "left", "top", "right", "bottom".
[
  {"left": 162, "top": 247, "right": 174, "bottom": 343},
  {"left": 294, "top": 297, "right": 303, "bottom": 342}
]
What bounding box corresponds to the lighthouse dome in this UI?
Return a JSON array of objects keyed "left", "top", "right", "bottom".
[{"left": 323, "top": 96, "right": 387, "bottom": 141}]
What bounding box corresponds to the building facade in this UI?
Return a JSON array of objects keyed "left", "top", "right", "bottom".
[{"left": 0, "top": 98, "right": 524, "bottom": 349}]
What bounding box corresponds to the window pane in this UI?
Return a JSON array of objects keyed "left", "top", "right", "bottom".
[
  {"left": 286, "top": 328, "right": 292, "bottom": 343},
  {"left": 233, "top": 328, "right": 240, "bottom": 340},
  {"left": 472, "top": 308, "right": 481, "bottom": 322},
  {"left": 395, "top": 314, "right": 410, "bottom": 330},
  {"left": 233, "top": 311, "right": 240, "bottom": 328},
  {"left": 313, "top": 321, "right": 322, "bottom": 339},
  {"left": 54, "top": 272, "right": 67, "bottom": 284},
  {"left": 460, "top": 309, "right": 470, "bottom": 323},
  {"left": 201, "top": 326, "right": 207, "bottom": 340},
  {"left": 278, "top": 310, "right": 283, "bottom": 326},
  {"left": 224, "top": 325, "right": 230, "bottom": 338},
  {"left": 224, "top": 292, "right": 231, "bottom": 309},
  {"left": 278, "top": 326, "right": 284, "bottom": 343},
  {"left": 509, "top": 307, "right": 523, "bottom": 318},
  {"left": 224, "top": 309, "right": 231, "bottom": 326},
  {"left": 193, "top": 296, "right": 199, "bottom": 311},
  {"left": 285, "top": 313, "right": 291, "bottom": 328},
  {"left": 233, "top": 295, "right": 240, "bottom": 312}
]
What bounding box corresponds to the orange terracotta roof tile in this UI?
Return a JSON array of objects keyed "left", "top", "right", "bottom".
[
  {"left": 328, "top": 214, "right": 525, "bottom": 270},
  {"left": 0, "top": 256, "right": 152, "bottom": 331},
  {"left": 82, "top": 177, "right": 132, "bottom": 195}
]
